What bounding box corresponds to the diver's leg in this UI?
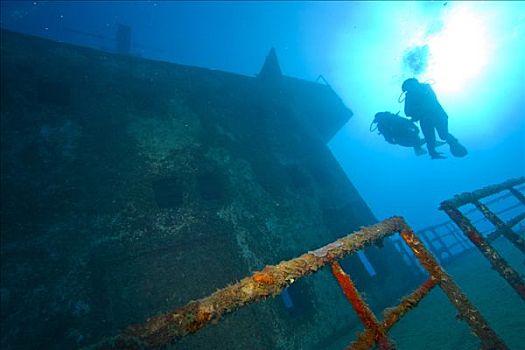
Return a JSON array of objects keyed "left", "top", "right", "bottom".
[
  {"left": 420, "top": 120, "right": 443, "bottom": 158},
  {"left": 436, "top": 122, "right": 453, "bottom": 146},
  {"left": 436, "top": 117, "right": 468, "bottom": 157},
  {"left": 420, "top": 120, "right": 435, "bottom": 149},
  {"left": 435, "top": 115, "right": 450, "bottom": 141}
]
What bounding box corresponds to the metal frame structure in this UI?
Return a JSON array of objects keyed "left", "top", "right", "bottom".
[
  {"left": 90, "top": 217, "right": 508, "bottom": 350},
  {"left": 416, "top": 221, "right": 473, "bottom": 266},
  {"left": 415, "top": 188, "right": 524, "bottom": 266},
  {"left": 440, "top": 177, "right": 525, "bottom": 301}
]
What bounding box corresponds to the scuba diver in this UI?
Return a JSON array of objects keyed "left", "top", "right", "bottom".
[
  {"left": 400, "top": 78, "right": 468, "bottom": 159},
  {"left": 370, "top": 111, "right": 428, "bottom": 156}
]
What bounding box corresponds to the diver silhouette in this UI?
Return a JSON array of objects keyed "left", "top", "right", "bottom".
[
  {"left": 401, "top": 78, "right": 468, "bottom": 159},
  {"left": 371, "top": 111, "right": 427, "bottom": 156}
]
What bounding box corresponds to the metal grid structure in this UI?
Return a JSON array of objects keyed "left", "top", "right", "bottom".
[
  {"left": 89, "top": 217, "right": 508, "bottom": 350},
  {"left": 440, "top": 177, "right": 525, "bottom": 301},
  {"left": 392, "top": 182, "right": 525, "bottom": 272},
  {"left": 417, "top": 221, "right": 473, "bottom": 265}
]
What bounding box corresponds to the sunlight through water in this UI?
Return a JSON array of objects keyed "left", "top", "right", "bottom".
[{"left": 422, "top": 6, "right": 490, "bottom": 95}]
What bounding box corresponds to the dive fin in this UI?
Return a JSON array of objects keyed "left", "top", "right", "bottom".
[
  {"left": 436, "top": 141, "right": 447, "bottom": 148},
  {"left": 449, "top": 140, "right": 468, "bottom": 157},
  {"left": 430, "top": 151, "right": 447, "bottom": 159}
]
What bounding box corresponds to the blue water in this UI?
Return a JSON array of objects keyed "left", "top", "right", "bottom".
[
  {"left": 1, "top": 1, "right": 524, "bottom": 349},
  {"left": 1, "top": 1, "right": 523, "bottom": 230}
]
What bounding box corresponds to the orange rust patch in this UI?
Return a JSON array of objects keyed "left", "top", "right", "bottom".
[
  {"left": 197, "top": 310, "right": 212, "bottom": 323},
  {"left": 252, "top": 272, "right": 273, "bottom": 284}
]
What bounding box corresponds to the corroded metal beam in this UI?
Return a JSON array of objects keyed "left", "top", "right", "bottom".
[
  {"left": 330, "top": 262, "right": 395, "bottom": 350},
  {"left": 88, "top": 216, "right": 510, "bottom": 350},
  {"left": 509, "top": 187, "right": 525, "bottom": 206},
  {"left": 474, "top": 200, "right": 525, "bottom": 253},
  {"left": 87, "top": 217, "right": 404, "bottom": 349},
  {"left": 487, "top": 213, "right": 525, "bottom": 242},
  {"left": 399, "top": 224, "right": 509, "bottom": 350},
  {"left": 349, "top": 277, "right": 438, "bottom": 350},
  {"left": 441, "top": 204, "right": 525, "bottom": 301},
  {"left": 440, "top": 177, "right": 525, "bottom": 208},
  {"left": 382, "top": 277, "right": 438, "bottom": 330}
]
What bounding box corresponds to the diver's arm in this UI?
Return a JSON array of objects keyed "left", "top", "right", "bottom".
[
  {"left": 404, "top": 95, "right": 421, "bottom": 122},
  {"left": 404, "top": 95, "right": 417, "bottom": 120}
]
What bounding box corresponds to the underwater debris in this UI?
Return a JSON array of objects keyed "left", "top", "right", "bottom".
[
  {"left": 330, "top": 262, "right": 395, "bottom": 350},
  {"left": 382, "top": 277, "right": 438, "bottom": 327},
  {"left": 86, "top": 218, "right": 403, "bottom": 349},
  {"left": 487, "top": 212, "right": 525, "bottom": 242},
  {"left": 350, "top": 278, "right": 438, "bottom": 349},
  {"left": 441, "top": 177, "right": 525, "bottom": 208},
  {"left": 86, "top": 217, "right": 508, "bottom": 350},
  {"left": 440, "top": 176, "right": 525, "bottom": 301},
  {"left": 473, "top": 200, "right": 525, "bottom": 253},
  {"left": 399, "top": 226, "right": 508, "bottom": 350}
]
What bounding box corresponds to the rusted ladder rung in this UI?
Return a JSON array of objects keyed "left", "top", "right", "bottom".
[
  {"left": 399, "top": 225, "right": 509, "bottom": 350},
  {"left": 86, "top": 217, "right": 510, "bottom": 350},
  {"left": 440, "top": 177, "right": 525, "bottom": 303},
  {"left": 330, "top": 262, "right": 395, "bottom": 350},
  {"left": 441, "top": 204, "right": 525, "bottom": 301},
  {"left": 86, "top": 218, "right": 405, "bottom": 349},
  {"left": 509, "top": 187, "right": 525, "bottom": 205},
  {"left": 349, "top": 278, "right": 438, "bottom": 350},
  {"left": 473, "top": 200, "right": 525, "bottom": 253},
  {"left": 344, "top": 221, "right": 508, "bottom": 350},
  {"left": 487, "top": 213, "right": 525, "bottom": 242}
]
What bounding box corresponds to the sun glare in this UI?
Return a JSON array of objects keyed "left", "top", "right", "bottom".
[{"left": 422, "top": 7, "right": 490, "bottom": 94}]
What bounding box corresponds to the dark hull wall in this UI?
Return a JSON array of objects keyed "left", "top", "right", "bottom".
[{"left": 0, "top": 30, "right": 417, "bottom": 349}]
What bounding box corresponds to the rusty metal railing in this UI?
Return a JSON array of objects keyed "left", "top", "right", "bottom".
[
  {"left": 415, "top": 189, "right": 524, "bottom": 267},
  {"left": 440, "top": 177, "right": 525, "bottom": 301},
  {"left": 88, "top": 217, "right": 508, "bottom": 350}
]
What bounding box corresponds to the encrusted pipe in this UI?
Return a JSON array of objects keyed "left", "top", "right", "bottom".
[
  {"left": 87, "top": 217, "right": 405, "bottom": 349},
  {"left": 349, "top": 277, "right": 438, "bottom": 350},
  {"left": 382, "top": 277, "right": 438, "bottom": 329},
  {"left": 330, "top": 262, "right": 395, "bottom": 350},
  {"left": 440, "top": 177, "right": 524, "bottom": 208}
]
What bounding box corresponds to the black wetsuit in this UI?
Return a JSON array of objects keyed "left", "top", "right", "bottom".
[
  {"left": 404, "top": 83, "right": 457, "bottom": 155},
  {"left": 376, "top": 112, "right": 423, "bottom": 148}
]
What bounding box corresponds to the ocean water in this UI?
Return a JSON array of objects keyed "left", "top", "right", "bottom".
[{"left": 1, "top": 2, "right": 524, "bottom": 349}]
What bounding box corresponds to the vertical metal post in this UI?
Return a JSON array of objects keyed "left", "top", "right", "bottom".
[{"left": 330, "top": 262, "right": 396, "bottom": 350}]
